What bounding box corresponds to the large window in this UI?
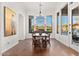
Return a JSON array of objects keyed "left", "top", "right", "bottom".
[
  {"left": 29, "top": 16, "right": 52, "bottom": 33},
  {"left": 61, "top": 5, "right": 68, "bottom": 35},
  {"left": 46, "top": 16, "right": 52, "bottom": 33},
  {"left": 57, "top": 13, "right": 59, "bottom": 34}
]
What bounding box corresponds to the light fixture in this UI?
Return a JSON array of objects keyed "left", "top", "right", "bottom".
[
  {"left": 69, "top": 2, "right": 73, "bottom": 5},
  {"left": 39, "top": 2, "right": 42, "bottom": 16}
]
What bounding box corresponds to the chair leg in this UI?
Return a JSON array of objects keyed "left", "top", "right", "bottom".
[
  {"left": 42, "top": 39, "right": 47, "bottom": 48},
  {"left": 48, "top": 40, "right": 51, "bottom": 46},
  {"left": 49, "top": 41, "right": 51, "bottom": 46}
]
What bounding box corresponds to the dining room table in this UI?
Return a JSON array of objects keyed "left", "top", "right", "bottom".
[{"left": 32, "top": 32, "right": 50, "bottom": 48}]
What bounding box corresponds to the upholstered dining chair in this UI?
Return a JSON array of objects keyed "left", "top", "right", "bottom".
[
  {"left": 46, "top": 33, "right": 51, "bottom": 46},
  {"left": 32, "top": 33, "right": 41, "bottom": 48},
  {"left": 41, "top": 33, "right": 51, "bottom": 48}
]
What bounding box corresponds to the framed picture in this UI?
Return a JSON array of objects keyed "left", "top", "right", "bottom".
[{"left": 4, "top": 6, "right": 16, "bottom": 36}]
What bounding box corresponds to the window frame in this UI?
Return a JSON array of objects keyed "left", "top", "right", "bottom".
[
  {"left": 29, "top": 15, "right": 34, "bottom": 33},
  {"left": 57, "top": 12, "right": 59, "bottom": 34},
  {"left": 61, "top": 4, "right": 68, "bottom": 35}
]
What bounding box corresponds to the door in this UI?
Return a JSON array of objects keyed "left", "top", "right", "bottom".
[{"left": 69, "top": 3, "right": 79, "bottom": 53}]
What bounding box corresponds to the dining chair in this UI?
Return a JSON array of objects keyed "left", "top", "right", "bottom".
[
  {"left": 32, "top": 33, "right": 41, "bottom": 48},
  {"left": 46, "top": 33, "right": 51, "bottom": 46}
]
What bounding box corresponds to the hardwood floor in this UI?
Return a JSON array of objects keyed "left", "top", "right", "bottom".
[{"left": 3, "top": 38, "right": 79, "bottom": 56}]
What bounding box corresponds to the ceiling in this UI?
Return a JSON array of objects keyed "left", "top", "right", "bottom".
[{"left": 12, "top": 2, "right": 67, "bottom": 15}]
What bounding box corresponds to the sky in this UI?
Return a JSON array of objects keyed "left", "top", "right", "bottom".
[
  {"left": 57, "top": 16, "right": 79, "bottom": 25},
  {"left": 62, "top": 16, "right": 68, "bottom": 25},
  {"left": 36, "top": 16, "right": 44, "bottom": 26},
  {"left": 32, "top": 16, "right": 52, "bottom": 26},
  {"left": 72, "top": 16, "right": 78, "bottom": 24},
  {"left": 46, "top": 16, "right": 52, "bottom": 26},
  {"left": 32, "top": 16, "right": 78, "bottom": 26},
  {"left": 31, "top": 16, "right": 34, "bottom": 25}
]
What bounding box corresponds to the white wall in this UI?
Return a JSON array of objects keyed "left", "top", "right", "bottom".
[{"left": 0, "top": 2, "right": 26, "bottom": 54}]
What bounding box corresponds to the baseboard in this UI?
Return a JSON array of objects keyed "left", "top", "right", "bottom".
[
  {"left": 1, "top": 41, "right": 19, "bottom": 54},
  {"left": 54, "top": 38, "right": 79, "bottom": 53},
  {"left": 53, "top": 38, "right": 69, "bottom": 48}
]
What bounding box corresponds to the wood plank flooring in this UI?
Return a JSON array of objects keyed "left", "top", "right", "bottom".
[{"left": 2, "top": 38, "right": 79, "bottom": 56}]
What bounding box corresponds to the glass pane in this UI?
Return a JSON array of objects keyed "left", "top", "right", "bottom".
[
  {"left": 36, "top": 16, "right": 44, "bottom": 31},
  {"left": 46, "top": 16, "right": 52, "bottom": 33},
  {"left": 72, "top": 16, "right": 79, "bottom": 31},
  {"left": 31, "top": 16, "right": 34, "bottom": 32},
  {"left": 61, "top": 16, "right": 68, "bottom": 35},
  {"left": 61, "top": 5, "right": 68, "bottom": 35},
  {"left": 29, "top": 16, "right": 34, "bottom": 33}
]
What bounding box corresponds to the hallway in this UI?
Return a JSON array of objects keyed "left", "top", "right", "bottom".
[
  {"left": 3, "top": 38, "right": 79, "bottom": 56},
  {"left": 0, "top": 2, "right": 79, "bottom": 56}
]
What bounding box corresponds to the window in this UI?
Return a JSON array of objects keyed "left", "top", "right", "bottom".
[
  {"left": 29, "top": 16, "right": 34, "bottom": 33},
  {"left": 72, "top": 7, "right": 79, "bottom": 33},
  {"left": 29, "top": 16, "right": 52, "bottom": 33},
  {"left": 61, "top": 5, "right": 68, "bottom": 35},
  {"left": 46, "top": 16, "right": 52, "bottom": 33},
  {"left": 57, "top": 13, "right": 59, "bottom": 34},
  {"left": 36, "top": 16, "right": 44, "bottom": 31}
]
